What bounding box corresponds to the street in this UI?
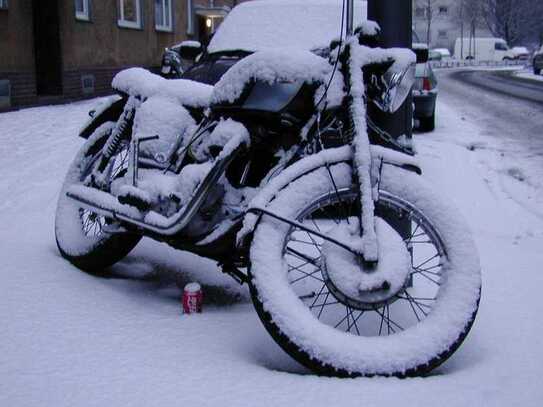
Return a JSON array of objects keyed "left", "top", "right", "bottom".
[
  {"left": 435, "top": 68, "right": 543, "bottom": 220},
  {"left": 1, "top": 67, "right": 542, "bottom": 406}
]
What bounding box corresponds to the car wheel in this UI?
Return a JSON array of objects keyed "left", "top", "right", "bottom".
[
  {"left": 420, "top": 111, "right": 435, "bottom": 132},
  {"left": 535, "top": 67, "right": 542, "bottom": 76}
]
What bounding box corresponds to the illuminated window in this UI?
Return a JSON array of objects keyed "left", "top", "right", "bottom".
[{"left": 0, "top": 0, "right": 8, "bottom": 10}]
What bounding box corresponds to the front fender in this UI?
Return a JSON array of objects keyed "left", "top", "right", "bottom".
[
  {"left": 236, "top": 145, "right": 421, "bottom": 247},
  {"left": 79, "top": 95, "right": 125, "bottom": 139}
]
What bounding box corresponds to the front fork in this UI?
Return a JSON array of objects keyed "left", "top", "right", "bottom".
[{"left": 343, "top": 42, "right": 380, "bottom": 264}]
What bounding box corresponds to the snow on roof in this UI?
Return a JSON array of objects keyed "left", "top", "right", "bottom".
[
  {"left": 432, "top": 48, "right": 451, "bottom": 56},
  {"left": 412, "top": 43, "right": 429, "bottom": 50},
  {"left": 208, "top": 0, "right": 368, "bottom": 54}
]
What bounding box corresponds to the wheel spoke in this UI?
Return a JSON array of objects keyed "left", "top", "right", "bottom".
[
  {"left": 317, "top": 291, "right": 331, "bottom": 319},
  {"left": 309, "top": 299, "right": 340, "bottom": 310},
  {"left": 404, "top": 291, "right": 429, "bottom": 317},
  {"left": 309, "top": 284, "right": 327, "bottom": 308},
  {"left": 374, "top": 306, "right": 403, "bottom": 333},
  {"left": 289, "top": 267, "right": 324, "bottom": 284},
  {"left": 304, "top": 231, "right": 323, "bottom": 254},
  {"left": 286, "top": 247, "right": 320, "bottom": 266},
  {"left": 414, "top": 270, "right": 441, "bottom": 286},
  {"left": 414, "top": 253, "right": 440, "bottom": 269}
]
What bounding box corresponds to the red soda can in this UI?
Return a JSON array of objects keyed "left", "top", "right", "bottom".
[{"left": 182, "top": 282, "right": 203, "bottom": 314}]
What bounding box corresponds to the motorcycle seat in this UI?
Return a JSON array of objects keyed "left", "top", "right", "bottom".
[{"left": 112, "top": 67, "right": 213, "bottom": 108}]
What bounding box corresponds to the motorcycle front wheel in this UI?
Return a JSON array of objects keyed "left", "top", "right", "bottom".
[
  {"left": 249, "top": 162, "right": 481, "bottom": 377},
  {"left": 55, "top": 122, "right": 141, "bottom": 276}
]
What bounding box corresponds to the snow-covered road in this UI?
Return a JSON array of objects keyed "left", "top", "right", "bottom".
[{"left": 1, "top": 84, "right": 542, "bottom": 406}]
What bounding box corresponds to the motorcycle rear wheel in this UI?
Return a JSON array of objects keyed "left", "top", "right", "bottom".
[
  {"left": 249, "top": 162, "right": 481, "bottom": 377},
  {"left": 55, "top": 122, "right": 141, "bottom": 276}
]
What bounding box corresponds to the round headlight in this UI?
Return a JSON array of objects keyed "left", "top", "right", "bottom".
[{"left": 376, "top": 63, "right": 416, "bottom": 114}]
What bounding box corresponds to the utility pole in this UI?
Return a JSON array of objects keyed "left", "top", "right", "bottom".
[{"left": 367, "top": 0, "right": 413, "bottom": 148}]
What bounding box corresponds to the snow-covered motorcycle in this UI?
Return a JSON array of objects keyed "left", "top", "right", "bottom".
[{"left": 55, "top": 20, "right": 481, "bottom": 377}]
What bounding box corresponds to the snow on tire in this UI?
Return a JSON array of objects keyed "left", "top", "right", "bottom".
[
  {"left": 55, "top": 122, "right": 141, "bottom": 275},
  {"left": 249, "top": 162, "right": 481, "bottom": 377}
]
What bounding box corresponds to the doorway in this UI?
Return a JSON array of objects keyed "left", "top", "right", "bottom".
[{"left": 32, "top": 0, "right": 62, "bottom": 95}]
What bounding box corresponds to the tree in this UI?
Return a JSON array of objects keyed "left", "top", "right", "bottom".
[
  {"left": 414, "top": 0, "right": 440, "bottom": 45},
  {"left": 481, "top": 0, "right": 538, "bottom": 45},
  {"left": 454, "top": 0, "right": 485, "bottom": 58}
]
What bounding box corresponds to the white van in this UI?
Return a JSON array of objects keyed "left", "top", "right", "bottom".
[{"left": 454, "top": 38, "right": 516, "bottom": 61}]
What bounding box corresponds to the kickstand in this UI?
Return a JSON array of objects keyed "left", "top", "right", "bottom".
[{"left": 219, "top": 261, "right": 249, "bottom": 285}]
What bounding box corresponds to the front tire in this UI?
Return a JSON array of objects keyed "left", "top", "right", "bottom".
[
  {"left": 55, "top": 122, "right": 141, "bottom": 276},
  {"left": 419, "top": 111, "right": 436, "bottom": 132},
  {"left": 249, "top": 163, "right": 481, "bottom": 377}
]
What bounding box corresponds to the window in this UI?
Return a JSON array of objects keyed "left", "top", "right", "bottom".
[
  {"left": 438, "top": 30, "right": 448, "bottom": 39},
  {"left": 495, "top": 42, "right": 509, "bottom": 51},
  {"left": 75, "top": 0, "right": 90, "bottom": 21},
  {"left": 415, "top": 7, "right": 425, "bottom": 18},
  {"left": 186, "top": 0, "right": 194, "bottom": 34},
  {"left": 0, "top": 0, "right": 8, "bottom": 10},
  {"left": 155, "top": 0, "right": 173, "bottom": 32},
  {"left": 118, "top": 0, "right": 142, "bottom": 29},
  {"left": 439, "top": 6, "right": 448, "bottom": 15}
]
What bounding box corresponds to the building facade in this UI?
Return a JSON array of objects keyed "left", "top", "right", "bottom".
[
  {"left": 0, "top": 0, "right": 240, "bottom": 111},
  {"left": 412, "top": 0, "right": 492, "bottom": 52}
]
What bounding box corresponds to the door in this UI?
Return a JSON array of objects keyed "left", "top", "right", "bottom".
[{"left": 32, "top": 0, "right": 62, "bottom": 95}]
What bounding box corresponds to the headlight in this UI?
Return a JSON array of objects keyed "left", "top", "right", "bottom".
[{"left": 374, "top": 62, "right": 416, "bottom": 114}]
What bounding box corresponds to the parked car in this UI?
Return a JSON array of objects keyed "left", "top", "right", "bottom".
[
  {"left": 412, "top": 44, "right": 438, "bottom": 131},
  {"left": 509, "top": 46, "right": 530, "bottom": 61},
  {"left": 428, "top": 50, "right": 442, "bottom": 61},
  {"left": 454, "top": 37, "right": 516, "bottom": 61},
  {"left": 431, "top": 48, "right": 452, "bottom": 61},
  {"left": 534, "top": 46, "right": 543, "bottom": 75}
]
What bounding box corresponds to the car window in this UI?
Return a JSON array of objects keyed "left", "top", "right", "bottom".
[{"left": 495, "top": 42, "right": 508, "bottom": 51}]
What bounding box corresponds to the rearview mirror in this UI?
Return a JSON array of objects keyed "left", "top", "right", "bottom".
[
  {"left": 412, "top": 43, "right": 429, "bottom": 63},
  {"left": 179, "top": 41, "right": 203, "bottom": 62}
]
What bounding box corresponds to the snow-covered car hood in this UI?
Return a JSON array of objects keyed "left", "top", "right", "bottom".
[{"left": 207, "top": 0, "right": 367, "bottom": 54}]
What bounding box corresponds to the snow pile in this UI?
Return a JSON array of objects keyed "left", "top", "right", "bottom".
[
  {"left": 208, "top": 0, "right": 367, "bottom": 53},
  {"left": 176, "top": 40, "right": 202, "bottom": 49},
  {"left": 112, "top": 68, "right": 213, "bottom": 107},
  {"left": 211, "top": 50, "right": 332, "bottom": 104},
  {"left": 191, "top": 119, "right": 250, "bottom": 162},
  {"left": 355, "top": 20, "right": 380, "bottom": 37},
  {"left": 133, "top": 96, "right": 197, "bottom": 159}
]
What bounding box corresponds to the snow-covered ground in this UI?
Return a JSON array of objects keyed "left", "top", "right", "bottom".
[
  {"left": 1, "top": 92, "right": 542, "bottom": 406},
  {"left": 514, "top": 68, "right": 543, "bottom": 83}
]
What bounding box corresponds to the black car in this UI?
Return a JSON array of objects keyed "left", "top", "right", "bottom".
[{"left": 534, "top": 46, "right": 543, "bottom": 76}]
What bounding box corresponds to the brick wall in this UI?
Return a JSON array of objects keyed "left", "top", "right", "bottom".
[{"left": 0, "top": 71, "right": 36, "bottom": 108}]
